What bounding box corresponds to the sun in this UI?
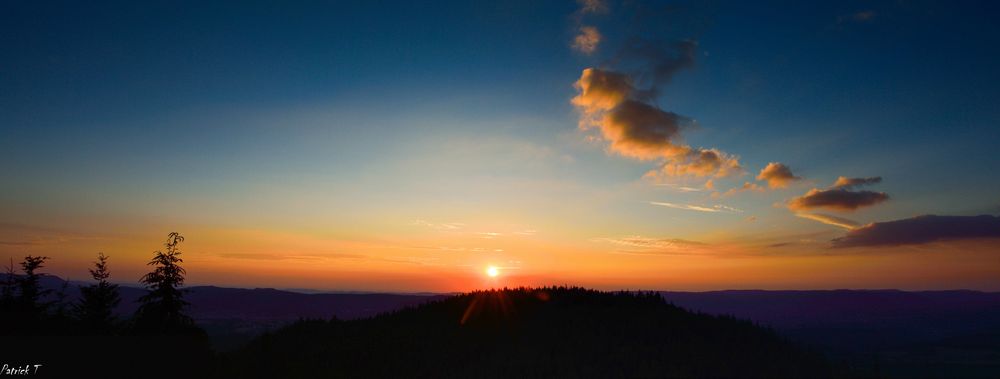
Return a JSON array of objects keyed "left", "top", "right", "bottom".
[{"left": 486, "top": 266, "right": 500, "bottom": 278}]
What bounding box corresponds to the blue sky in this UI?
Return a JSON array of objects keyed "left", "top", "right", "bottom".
[{"left": 2, "top": 0, "right": 999, "bottom": 291}]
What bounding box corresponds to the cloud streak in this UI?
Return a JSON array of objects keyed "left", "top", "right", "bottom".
[
  {"left": 593, "top": 235, "right": 706, "bottom": 249},
  {"left": 592, "top": 235, "right": 710, "bottom": 256},
  {"left": 412, "top": 220, "right": 465, "bottom": 230},
  {"left": 832, "top": 215, "right": 1000, "bottom": 248},
  {"left": 650, "top": 201, "right": 741, "bottom": 213},
  {"left": 795, "top": 213, "right": 860, "bottom": 230}
]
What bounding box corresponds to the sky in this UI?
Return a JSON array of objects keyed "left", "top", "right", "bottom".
[{"left": 2, "top": 0, "right": 999, "bottom": 292}]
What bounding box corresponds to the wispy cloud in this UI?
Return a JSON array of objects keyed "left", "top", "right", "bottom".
[
  {"left": 795, "top": 213, "right": 860, "bottom": 230},
  {"left": 592, "top": 235, "right": 709, "bottom": 256},
  {"left": 577, "top": 0, "right": 607, "bottom": 14},
  {"left": 411, "top": 219, "right": 465, "bottom": 230},
  {"left": 593, "top": 235, "right": 706, "bottom": 249},
  {"left": 832, "top": 176, "right": 881, "bottom": 189},
  {"left": 653, "top": 183, "right": 703, "bottom": 192},
  {"left": 650, "top": 201, "right": 741, "bottom": 213},
  {"left": 572, "top": 26, "right": 602, "bottom": 54},
  {"left": 720, "top": 181, "right": 765, "bottom": 197},
  {"left": 216, "top": 252, "right": 364, "bottom": 261}
]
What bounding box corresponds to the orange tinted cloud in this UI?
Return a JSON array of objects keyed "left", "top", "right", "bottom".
[
  {"left": 789, "top": 176, "right": 888, "bottom": 212},
  {"left": 572, "top": 68, "right": 742, "bottom": 177},
  {"left": 756, "top": 162, "right": 800, "bottom": 189},
  {"left": 572, "top": 68, "right": 635, "bottom": 114},
  {"left": 720, "top": 181, "right": 765, "bottom": 197},
  {"left": 795, "top": 213, "right": 860, "bottom": 230},
  {"left": 789, "top": 188, "right": 889, "bottom": 211},
  {"left": 653, "top": 148, "right": 743, "bottom": 178},
  {"left": 599, "top": 100, "right": 689, "bottom": 160}
]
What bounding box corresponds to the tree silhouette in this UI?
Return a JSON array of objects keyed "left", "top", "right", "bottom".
[
  {"left": 16, "top": 255, "right": 51, "bottom": 316},
  {"left": 0, "top": 258, "right": 15, "bottom": 312},
  {"left": 133, "top": 232, "right": 194, "bottom": 333},
  {"left": 76, "top": 253, "right": 121, "bottom": 333}
]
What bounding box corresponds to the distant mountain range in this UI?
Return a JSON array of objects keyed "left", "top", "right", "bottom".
[
  {"left": 37, "top": 275, "right": 446, "bottom": 322},
  {"left": 37, "top": 276, "right": 1000, "bottom": 376},
  {"left": 660, "top": 290, "right": 1000, "bottom": 348}
]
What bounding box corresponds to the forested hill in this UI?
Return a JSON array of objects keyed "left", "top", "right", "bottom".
[{"left": 220, "top": 287, "right": 838, "bottom": 378}]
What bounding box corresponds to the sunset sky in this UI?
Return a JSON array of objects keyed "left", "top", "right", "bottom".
[{"left": 2, "top": 0, "right": 999, "bottom": 292}]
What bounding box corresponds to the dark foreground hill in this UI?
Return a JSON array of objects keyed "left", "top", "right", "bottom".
[{"left": 219, "top": 287, "right": 837, "bottom": 378}]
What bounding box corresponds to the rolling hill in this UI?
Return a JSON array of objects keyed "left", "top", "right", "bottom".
[{"left": 219, "top": 287, "right": 837, "bottom": 378}]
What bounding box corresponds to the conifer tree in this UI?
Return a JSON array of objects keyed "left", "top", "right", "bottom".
[
  {"left": 133, "top": 232, "right": 193, "bottom": 333},
  {"left": 0, "top": 258, "right": 15, "bottom": 312},
  {"left": 76, "top": 253, "right": 121, "bottom": 333},
  {"left": 16, "top": 255, "right": 50, "bottom": 315}
]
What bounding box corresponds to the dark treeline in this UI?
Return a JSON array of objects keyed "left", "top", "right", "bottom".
[
  {"left": 221, "top": 287, "right": 845, "bottom": 378},
  {"left": 0, "top": 232, "right": 212, "bottom": 377},
  {"left": 2, "top": 233, "right": 846, "bottom": 378}
]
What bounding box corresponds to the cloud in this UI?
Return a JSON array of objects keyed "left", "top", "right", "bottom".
[
  {"left": 789, "top": 188, "right": 889, "bottom": 211},
  {"left": 788, "top": 176, "right": 888, "bottom": 212},
  {"left": 832, "top": 215, "right": 1000, "bottom": 248},
  {"left": 653, "top": 183, "right": 703, "bottom": 192},
  {"left": 578, "top": 0, "right": 607, "bottom": 14},
  {"left": 650, "top": 201, "right": 741, "bottom": 213},
  {"left": 720, "top": 181, "right": 765, "bottom": 197},
  {"left": 572, "top": 68, "right": 638, "bottom": 115},
  {"left": 617, "top": 38, "right": 697, "bottom": 89},
  {"left": 592, "top": 235, "right": 709, "bottom": 255},
  {"left": 572, "top": 26, "right": 602, "bottom": 54},
  {"left": 795, "top": 213, "right": 860, "bottom": 230},
  {"left": 411, "top": 220, "right": 465, "bottom": 230},
  {"left": 756, "top": 162, "right": 800, "bottom": 189},
  {"left": 832, "top": 176, "right": 882, "bottom": 189},
  {"left": 651, "top": 148, "right": 743, "bottom": 178},
  {"left": 570, "top": 45, "right": 741, "bottom": 178},
  {"left": 586, "top": 98, "right": 691, "bottom": 160},
  {"left": 217, "top": 252, "right": 363, "bottom": 261},
  {"left": 594, "top": 235, "right": 706, "bottom": 249}
]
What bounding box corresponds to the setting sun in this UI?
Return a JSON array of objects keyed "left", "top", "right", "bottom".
[
  {"left": 486, "top": 266, "right": 499, "bottom": 278},
  {"left": 5, "top": 1, "right": 1000, "bottom": 376}
]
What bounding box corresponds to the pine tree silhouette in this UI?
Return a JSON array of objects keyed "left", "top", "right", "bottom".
[
  {"left": 16, "top": 255, "right": 51, "bottom": 316},
  {"left": 0, "top": 258, "right": 15, "bottom": 312},
  {"left": 133, "top": 232, "right": 195, "bottom": 334},
  {"left": 76, "top": 253, "right": 121, "bottom": 334}
]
